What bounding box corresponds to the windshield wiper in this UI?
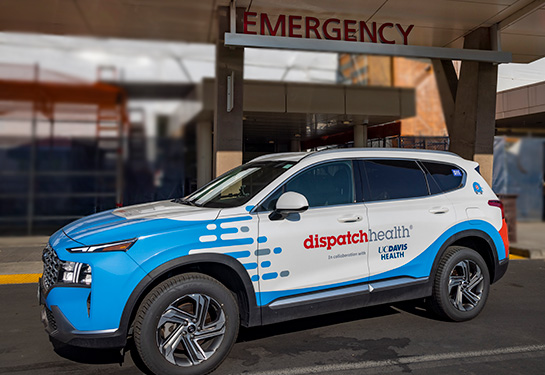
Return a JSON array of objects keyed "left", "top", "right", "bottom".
[
  {"left": 219, "top": 193, "right": 240, "bottom": 199},
  {"left": 173, "top": 198, "right": 198, "bottom": 206}
]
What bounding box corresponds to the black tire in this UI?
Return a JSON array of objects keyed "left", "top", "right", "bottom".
[
  {"left": 428, "top": 246, "right": 490, "bottom": 322},
  {"left": 134, "top": 273, "right": 239, "bottom": 375}
]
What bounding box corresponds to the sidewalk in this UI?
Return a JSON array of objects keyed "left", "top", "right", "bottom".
[
  {"left": 0, "top": 236, "right": 47, "bottom": 277},
  {"left": 510, "top": 222, "right": 545, "bottom": 259}
]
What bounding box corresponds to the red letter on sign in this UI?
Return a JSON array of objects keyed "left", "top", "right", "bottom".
[
  {"left": 289, "top": 15, "right": 302, "bottom": 38},
  {"left": 344, "top": 20, "right": 357, "bottom": 41},
  {"left": 304, "top": 235, "right": 314, "bottom": 249},
  {"left": 244, "top": 12, "right": 257, "bottom": 34},
  {"left": 261, "top": 13, "right": 286, "bottom": 36},
  {"left": 323, "top": 18, "right": 341, "bottom": 40},
  {"left": 360, "top": 21, "right": 377, "bottom": 43},
  {"left": 352, "top": 233, "right": 359, "bottom": 244},
  {"left": 305, "top": 17, "right": 322, "bottom": 39},
  {"left": 396, "top": 24, "right": 414, "bottom": 45},
  {"left": 378, "top": 22, "right": 395, "bottom": 44}
]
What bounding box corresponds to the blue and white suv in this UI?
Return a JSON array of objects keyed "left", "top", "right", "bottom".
[{"left": 39, "top": 149, "right": 509, "bottom": 375}]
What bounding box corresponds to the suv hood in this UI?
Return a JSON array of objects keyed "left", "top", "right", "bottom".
[{"left": 61, "top": 200, "right": 221, "bottom": 246}]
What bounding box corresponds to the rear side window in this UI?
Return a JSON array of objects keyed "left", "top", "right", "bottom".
[
  {"left": 422, "top": 161, "right": 465, "bottom": 194},
  {"left": 362, "top": 159, "right": 428, "bottom": 201}
]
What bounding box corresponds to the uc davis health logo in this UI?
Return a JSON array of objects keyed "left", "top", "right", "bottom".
[{"left": 379, "top": 243, "right": 407, "bottom": 260}]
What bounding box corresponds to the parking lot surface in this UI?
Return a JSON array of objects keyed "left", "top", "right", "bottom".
[{"left": 0, "top": 259, "right": 544, "bottom": 375}]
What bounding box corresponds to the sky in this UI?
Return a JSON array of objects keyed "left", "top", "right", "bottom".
[
  {"left": 0, "top": 32, "right": 338, "bottom": 84},
  {"left": 0, "top": 32, "right": 541, "bottom": 90},
  {"left": 497, "top": 57, "right": 545, "bottom": 92}
]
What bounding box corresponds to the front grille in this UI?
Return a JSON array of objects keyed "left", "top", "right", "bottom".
[
  {"left": 45, "top": 307, "right": 57, "bottom": 331},
  {"left": 42, "top": 244, "right": 60, "bottom": 292}
]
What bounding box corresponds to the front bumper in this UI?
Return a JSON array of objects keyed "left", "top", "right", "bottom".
[
  {"left": 38, "top": 278, "right": 128, "bottom": 348},
  {"left": 39, "top": 231, "right": 148, "bottom": 349}
]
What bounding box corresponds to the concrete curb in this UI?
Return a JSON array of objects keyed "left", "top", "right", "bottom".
[
  {"left": 0, "top": 274, "right": 41, "bottom": 284},
  {"left": 510, "top": 245, "right": 545, "bottom": 260},
  {"left": 0, "top": 262, "right": 43, "bottom": 275}
]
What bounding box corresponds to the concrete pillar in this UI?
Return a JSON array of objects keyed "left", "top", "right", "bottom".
[
  {"left": 290, "top": 139, "right": 301, "bottom": 152},
  {"left": 214, "top": 6, "right": 244, "bottom": 177},
  {"left": 432, "top": 59, "right": 458, "bottom": 136},
  {"left": 354, "top": 124, "right": 368, "bottom": 148},
  {"left": 196, "top": 121, "right": 212, "bottom": 188},
  {"left": 446, "top": 28, "right": 498, "bottom": 185}
]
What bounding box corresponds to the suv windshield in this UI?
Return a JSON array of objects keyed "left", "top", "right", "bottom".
[{"left": 178, "top": 161, "right": 295, "bottom": 208}]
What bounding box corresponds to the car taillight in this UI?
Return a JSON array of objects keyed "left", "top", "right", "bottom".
[{"left": 488, "top": 200, "right": 504, "bottom": 219}]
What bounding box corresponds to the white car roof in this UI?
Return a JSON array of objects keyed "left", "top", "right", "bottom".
[
  {"left": 251, "top": 152, "right": 311, "bottom": 163},
  {"left": 251, "top": 148, "right": 471, "bottom": 167}
]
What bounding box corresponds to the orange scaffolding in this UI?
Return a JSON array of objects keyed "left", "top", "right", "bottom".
[{"left": 0, "top": 63, "right": 129, "bottom": 234}]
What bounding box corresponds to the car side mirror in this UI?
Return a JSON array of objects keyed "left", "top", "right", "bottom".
[{"left": 269, "top": 192, "right": 309, "bottom": 220}]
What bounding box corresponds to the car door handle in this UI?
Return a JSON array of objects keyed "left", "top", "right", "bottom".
[
  {"left": 429, "top": 207, "right": 449, "bottom": 214},
  {"left": 337, "top": 215, "right": 363, "bottom": 223}
]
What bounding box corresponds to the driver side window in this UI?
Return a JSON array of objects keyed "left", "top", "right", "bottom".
[{"left": 259, "top": 161, "right": 355, "bottom": 211}]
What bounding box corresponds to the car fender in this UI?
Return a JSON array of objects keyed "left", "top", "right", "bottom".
[
  {"left": 117, "top": 253, "right": 261, "bottom": 337},
  {"left": 430, "top": 228, "right": 501, "bottom": 284}
]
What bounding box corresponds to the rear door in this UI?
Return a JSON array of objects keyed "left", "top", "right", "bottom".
[{"left": 360, "top": 159, "right": 457, "bottom": 283}]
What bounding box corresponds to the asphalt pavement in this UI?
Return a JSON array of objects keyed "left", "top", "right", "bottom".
[{"left": 0, "top": 259, "right": 544, "bottom": 374}]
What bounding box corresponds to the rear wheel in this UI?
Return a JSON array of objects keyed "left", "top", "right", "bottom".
[
  {"left": 134, "top": 273, "right": 239, "bottom": 375},
  {"left": 429, "top": 246, "right": 490, "bottom": 321}
]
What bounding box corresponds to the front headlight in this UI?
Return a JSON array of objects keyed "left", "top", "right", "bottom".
[
  {"left": 60, "top": 261, "right": 92, "bottom": 286},
  {"left": 67, "top": 239, "right": 137, "bottom": 253}
]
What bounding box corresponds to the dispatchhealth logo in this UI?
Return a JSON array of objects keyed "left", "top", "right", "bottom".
[{"left": 303, "top": 225, "right": 412, "bottom": 261}]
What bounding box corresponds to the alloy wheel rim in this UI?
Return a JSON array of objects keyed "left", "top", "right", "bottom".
[
  {"left": 448, "top": 259, "right": 484, "bottom": 312},
  {"left": 156, "top": 293, "right": 226, "bottom": 366}
]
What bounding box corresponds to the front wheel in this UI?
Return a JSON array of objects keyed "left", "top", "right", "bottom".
[
  {"left": 428, "top": 246, "right": 490, "bottom": 322},
  {"left": 134, "top": 273, "right": 239, "bottom": 375}
]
